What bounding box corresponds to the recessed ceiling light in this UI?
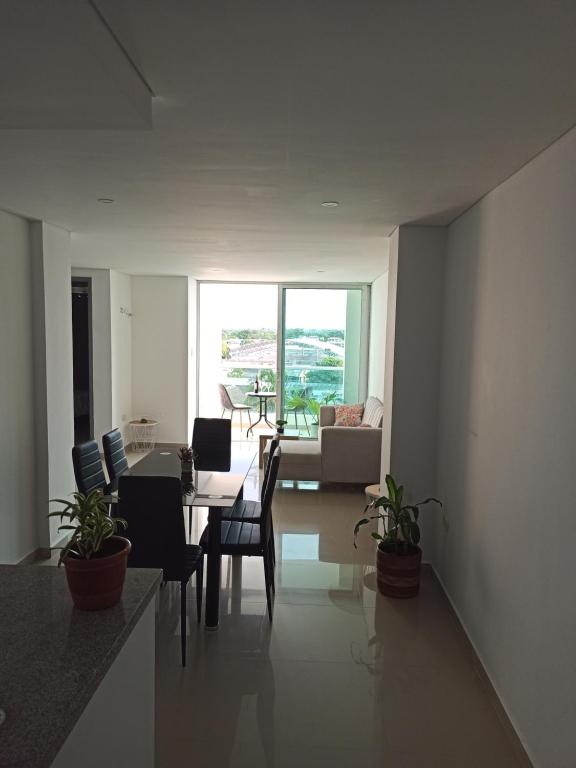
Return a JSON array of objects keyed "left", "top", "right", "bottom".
[
  {"left": 316, "top": 269, "right": 326, "bottom": 273},
  {"left": 97, "top": 198, "right": 114, "bottom": 204},
  {"left": 207, "top": 267, "right": 225, "bottom": 273},
  {"left": 321, "top": 201, "right": 340, "bottom": 207}
]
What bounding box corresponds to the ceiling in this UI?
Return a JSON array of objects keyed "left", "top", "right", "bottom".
[{"left": 1, "top": 0, "right": 576, "bottom": 282}]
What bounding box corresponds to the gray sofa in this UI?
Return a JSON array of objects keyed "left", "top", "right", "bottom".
[{"left": 263, "top": 396, "right": 384, "bottom": 483}]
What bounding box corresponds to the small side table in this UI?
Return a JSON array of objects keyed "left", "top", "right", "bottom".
[
  {"left": 129, "top": 420, "right": 158, "bottom": 452},
  {"left": 246, "top": 392, "right": 277, "bottom": 434},
  {"left": 259, "top": 429, "right": 300, "bottom": 468}
]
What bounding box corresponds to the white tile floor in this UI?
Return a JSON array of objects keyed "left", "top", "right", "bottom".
[{"left": 154, "top": 460, "right": 529, "bottom": 768}]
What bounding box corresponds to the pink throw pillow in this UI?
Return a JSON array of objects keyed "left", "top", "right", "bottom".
[{"left": 334, "top": 403, "right": 364, "bottom": 427}]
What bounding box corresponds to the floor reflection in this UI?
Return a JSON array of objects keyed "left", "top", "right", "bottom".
[{"left": 156, "top": 474, "right": 524, "bottom": 768}]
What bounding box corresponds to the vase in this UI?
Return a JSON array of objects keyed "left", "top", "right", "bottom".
[
  {"left": 64, "top": 536, "right": 131, "bottom": 610},
  {"left": 376, "top": 544, "right": 422, "bottom": 598}
]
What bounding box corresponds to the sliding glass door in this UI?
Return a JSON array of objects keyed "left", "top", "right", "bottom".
[
  {"left": 278, "top": 286, "right": 369, "bottom": 436},
  {"left": 197, "top": 283, "right": 369, "bottom": 439}
]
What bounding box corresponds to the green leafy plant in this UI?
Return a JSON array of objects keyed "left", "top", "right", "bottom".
[
  {"left": 285, "top": 390, "right": 307, "bottom": 411},
  {"left": 305, "top": 392, "right": 340, "bottom": 425},
  {"left": 276, "top": 419, "right": 288, "bottom": 426},
  {"left": 48, "top": 490, "right": 127, "bottom": 565},
  {"left": 354, "top": 474, "right": 441, "bottom": 554},
  {"left": 258, "top": 368, "right": 276, "bottom": 389},
  {"left": 319, "top": 355, "right": 344, "bottom": 367}
]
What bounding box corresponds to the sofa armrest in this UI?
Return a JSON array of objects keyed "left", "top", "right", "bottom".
[
  {"left": 319, "top": 405, "right": 336, "bottom": 427},
  {"left": 320, "top": 426, "right": 382, "bottom": 483}
]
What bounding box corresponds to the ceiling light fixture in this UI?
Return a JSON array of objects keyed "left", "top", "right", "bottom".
[
  {"left": 321, "top": 201, "right": 340, "bottom": 207},
  {"left": 97, "top": 198, "right": 114, "bottom": 204}
]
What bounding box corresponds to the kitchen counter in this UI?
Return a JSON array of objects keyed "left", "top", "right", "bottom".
[{"left": 0, "top": 565, "right": 161, "bottom": 768}]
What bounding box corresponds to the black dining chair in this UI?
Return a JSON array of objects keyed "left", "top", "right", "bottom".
[
  {"left": 72, "top": 440, "right": 109, "bottom": 495},
  {"left": 118, "top": 475, "right": 204, "bottom": 667},
  {"left": 102, "top": 428, "right": 129, "bottom": 487},
  {"left": 192, "top": 417, "right": 232, "bottom": 471},
  {"left": 222, "top": 438, "right": 280, "bottom": 563},
  {"left": 200, "top": 447, "right": 281, "bottom": 622}
]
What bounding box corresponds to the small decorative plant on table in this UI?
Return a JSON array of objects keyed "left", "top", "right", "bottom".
[
  {"left": 178, "top": 445, "right": 196, "bottom": 473},
  {"left": 275, "top": 419, "right": 288, "bottom": 434},
  {"left": 49, "top": 490, "right": 130, "bottom": 610},
  {"left": 354, "top": 474, "right": 441, "bottom": 598}
]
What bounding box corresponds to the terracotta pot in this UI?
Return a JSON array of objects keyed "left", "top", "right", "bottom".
[
  {"left": 64, "top": 536, "right": 131, "bottom": 611},
  {"left": 376, "top": 544, "right": 422, "bottom": 598}
]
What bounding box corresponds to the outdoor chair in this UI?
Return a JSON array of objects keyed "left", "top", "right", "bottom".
[{"left": 218, "top": 384, "right": 253, "bottom": 433}]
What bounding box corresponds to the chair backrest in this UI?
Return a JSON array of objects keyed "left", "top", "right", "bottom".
[
  {"left": 72, "top": 440, "right": 107, "bottom": 495},
  {"left": 260, "top": 446, "right": 281, "bottom": 542},
  {"left": 118, "top": 475, "right": 186, "bottom": 578},
  {"left": 261, "top": 437, "right": 280, "bottom": 498},
  {"left": 102, "top": 428, "right": 129, "bottom": 483},
  {"left": 192, "top": 417, "right": 232, "bottom": 471},
  {"left": 218, "top": 384, "right": 234, "bottom": 410}
]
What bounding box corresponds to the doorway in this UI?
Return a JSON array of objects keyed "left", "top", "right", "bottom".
[
  {"left": 197, "top": 283, "right": 278, "bottom": 439},
  {"left": 71, "top": 279, "right": 93, "bottom": 444}
]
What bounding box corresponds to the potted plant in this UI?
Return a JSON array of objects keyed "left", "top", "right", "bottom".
[
  {"left": 49, "top": 490, "right": 130, "bottom": 610},
  {"left": 178, "top": 445, "right": 196, "bottom": 473},
  {"left": 305, "top": 393, "right": 338, "bottom": 438},
  {"left": 276, "top": 419, "right": 288, "bottom": 434},
  {"left": 354, "top": 474, "right": 441, "bottom": 598},
  {"left": 305, "top": 398, "right": 320, "bottom": 438}
]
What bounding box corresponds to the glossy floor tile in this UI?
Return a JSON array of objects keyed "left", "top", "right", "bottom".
[{"left": 155, "top": 469, "right": 528, "bottom": 768}]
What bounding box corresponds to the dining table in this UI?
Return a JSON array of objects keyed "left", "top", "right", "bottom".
[{"left": 109, "top": 443, "right": 256, "bottom": 630}]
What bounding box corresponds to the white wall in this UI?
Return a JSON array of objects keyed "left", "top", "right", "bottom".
[
  {"left": 382, "top": 226, "right": 446, "bottom": 554},
  {"left": 132, "top": 277, "right": 189, "bottom": 444},
  {"left": 71, "top": 268, "right": 112, "bottom": 441},
  {"left": 35, "top": 223, "right": 76, "bottom": 546},
  {"left": 0, "top": 210, "right": 37, "bottom": 562},
  {"left": 187, "top": 278, "right": 197, "bottom": 443},
  {"left": 368, "top": 270, "right": 388, "bottom": 401},
  {"left": 436, "top": 126, "right": 576, "bottom": 767},
  {"left": 110, "top": 271, "right": 132, "bottom": 442}
]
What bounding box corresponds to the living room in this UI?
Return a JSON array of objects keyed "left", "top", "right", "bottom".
[{"left": 1, "top": 3, "right": 575, "bottom": 767}]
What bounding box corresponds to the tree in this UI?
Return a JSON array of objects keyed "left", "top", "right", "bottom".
[{"left": 320, "top": 355, "right": 343, "bottom": 367}]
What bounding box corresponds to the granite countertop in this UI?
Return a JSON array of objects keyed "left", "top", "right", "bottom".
[{"left": 0, "top": 565, "right": 161, "bottom": 768}]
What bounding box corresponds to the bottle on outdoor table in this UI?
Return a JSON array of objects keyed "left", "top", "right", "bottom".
[{"left": 254, "top": 376, "right": 260, "bottom": 393}]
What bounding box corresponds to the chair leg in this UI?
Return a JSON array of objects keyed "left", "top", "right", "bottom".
[
  {"left": 268, "top": 539, "right": 276, "bottom": 592},
  {"left": 263, "top": 550, "right": 274, "bottom": 622},
  {"left": 221, "top": 408, "right": 225, "bottom": 418},
  {"left": 196, "top": 558, "right": 204, "bottom": 624},
  {"left": 303, "top": 410, "right": 310, "bottom": 435},
  {"left": 294, "top": 409, "right": 298, "bottom": 430},
  {"left": 188, "top": 507, "right": 192, "bottom": 542},
  {"left": 180, "top": 581, "right": 187, "bottom": 667},
  {"left": 239, "top": 408, "right": 243, "bottom": 432},
  {"left": 270, "top": 520, "right": 276, "bottom": 566}
]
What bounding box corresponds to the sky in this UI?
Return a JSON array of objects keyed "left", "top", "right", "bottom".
[{"left": 200, "top": 284, "right": 351, "bottom": 329}]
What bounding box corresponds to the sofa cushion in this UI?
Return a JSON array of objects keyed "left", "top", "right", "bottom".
[
  {"left": 263, "top": 439, "right": 321, "bottom": 481},
  {"left": 362, "top": 396, "right": 384, "bottom": 428},
  {"left": 334, "top": 403, "right": 364, "bottom": 426}
]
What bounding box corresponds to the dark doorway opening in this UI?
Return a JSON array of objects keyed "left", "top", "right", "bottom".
[{"left": 71, "top": 279, "right": 93, "bottom": 444}]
